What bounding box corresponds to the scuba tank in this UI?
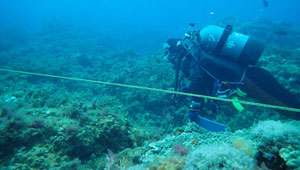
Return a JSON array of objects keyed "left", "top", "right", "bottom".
[
  {"left": 198, "top": 25, "right": 265, "bottom": 112},
  {"left": 195, "top": 25, "right": 265, "bottom": 83},
  {"left": 200, "top": 25, "right": 265, "bottom": 66}
]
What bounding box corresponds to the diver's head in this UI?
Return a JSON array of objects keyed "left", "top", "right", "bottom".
[{"left": 163, "top": 38, "right": 185, "bottom": 65}]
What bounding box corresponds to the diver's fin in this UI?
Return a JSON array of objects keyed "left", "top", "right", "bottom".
[
  {"left": 245, "top": 67, "right": 300, "bottom": 120},
  {"left": 198, "top": 117, "right": 226, "bottom": 132}
]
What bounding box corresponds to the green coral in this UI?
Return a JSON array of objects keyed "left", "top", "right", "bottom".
[
  {"left": 51, "top": 113, "right": 141, "bottom": 160},
  {"left": 280, "top": 145, "right": 300, "bottom": 169},
  {"left": 249, "top": 120, "right": 300, "bottom": 169},
  {"left": 9, "top": 145, "right": 81, "bottom": 170}
]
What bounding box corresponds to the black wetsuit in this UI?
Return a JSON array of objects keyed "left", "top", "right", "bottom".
[
  {"left": 182, "top": 52, "right": 300, "bottom": 120},
  {"left": 180, "top": 52, "right": 215, "bottom": 104}
]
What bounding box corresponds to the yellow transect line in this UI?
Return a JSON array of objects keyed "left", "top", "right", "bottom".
[{"left": 1, "top": 68, "right": 300, "bottom": 113}]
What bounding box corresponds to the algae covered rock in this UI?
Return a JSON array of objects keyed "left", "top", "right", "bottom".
[
  {"left": 250, "top": 120, "right": 300, "bottom": 143},
  {"left": 51, "top": 112, "right": 146, "bottom": 160},
  {"left": 249, "top": 120, "right": 300, "bottom": 169},
  {"left": 139, "top": 123, "right": 235, "bottom": 169},
  {"left": 10, "top": 146, "right": 61, "bottom": 169},
  {"left": 130, "top": 121, "right": 300, "bottom": 170},
  {"left": 9, "top": 145, "right": 82, "bottom": 170},
  {"left": 185, "top": 144, "right": 256, "bottom": 170}
]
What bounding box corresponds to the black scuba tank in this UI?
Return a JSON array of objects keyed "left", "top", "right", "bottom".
[{"left": 200, "top": 25, "right": 265, "bottom": 66}]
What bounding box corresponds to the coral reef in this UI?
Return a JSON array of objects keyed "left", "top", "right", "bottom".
[
  {"left": 280, "top": 145, "right": 300, "bottom": 169},
  {"left": 0, "top": 18, "right": 300, "bottom": 169},
  {"left": 132, "top": 121, "right": 300, "bottom": 170}
]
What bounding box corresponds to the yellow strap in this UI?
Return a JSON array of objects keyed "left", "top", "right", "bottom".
[
  {"left": 232, "top": 96, "right": 245, "bottom": 112},
  {"left": 1, "top": 68, "right": 300, "bottom": 113},
  {"left": 236, "top": 88, "right": 247, "bottom": 97}
]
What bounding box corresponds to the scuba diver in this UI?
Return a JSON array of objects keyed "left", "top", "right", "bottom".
[{"left": 164, "top": 24, "right": 300, "bottom": 132}]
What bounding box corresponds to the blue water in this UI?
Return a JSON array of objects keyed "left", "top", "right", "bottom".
[
  {"left": 1, "top": 0, "right": 300, "bottom": 51},
  {"left": 1, "top": 1, "right": 300, "bottom": 169}
]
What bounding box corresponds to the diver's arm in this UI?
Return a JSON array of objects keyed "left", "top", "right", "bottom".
[{"left": 185, "top": 67, "right": 208, "bottom": 103}]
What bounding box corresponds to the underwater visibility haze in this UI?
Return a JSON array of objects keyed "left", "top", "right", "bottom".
[{"left": 0, "top": 0, "right": 300, "bottom": 169}]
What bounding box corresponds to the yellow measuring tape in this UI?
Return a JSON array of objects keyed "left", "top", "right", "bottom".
[{"left": 1, "top": 68, "right": 300, "bottom": 113}]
